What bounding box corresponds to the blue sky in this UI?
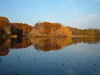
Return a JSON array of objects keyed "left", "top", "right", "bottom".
[{"left": 0, "top": 0, "right": 100, "bottom": 29}]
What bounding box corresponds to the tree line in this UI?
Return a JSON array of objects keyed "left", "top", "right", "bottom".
[
  {"left": 0, "top": 16, "right": 33, "bottom": 37},
  {"left": 67, "top": 26, "right": 100, "bottom": 36},
  {"left": 0, "top": 16, "right": 100, "bottom": 37},
  {"left": 30, "top": 22, "right": 72, "bottom": 36}
]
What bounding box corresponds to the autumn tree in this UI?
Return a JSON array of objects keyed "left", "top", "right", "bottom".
[
  {"left": 31, "top": 22, "right": 72, "bottom": 36},
  {"left": 0, "top": 16, "right": 11, "bottom": 35},
  {"left": 11, "top": 23, "right": 33, "bottom": 37}
]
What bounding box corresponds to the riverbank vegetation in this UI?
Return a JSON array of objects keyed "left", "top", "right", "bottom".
[{"left": 0, "top": 16, "right": 100, "bottom": 38}]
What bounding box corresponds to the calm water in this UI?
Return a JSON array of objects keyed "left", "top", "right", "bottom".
[{"left": 0, "top": 37, "right": 100, "bottom": 75}]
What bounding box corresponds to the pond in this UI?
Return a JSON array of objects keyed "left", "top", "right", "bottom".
[{"left": 0, "top": 37, "right": 100, "bottom": 75}]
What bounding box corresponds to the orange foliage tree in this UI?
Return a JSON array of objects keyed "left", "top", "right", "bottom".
[
  {"left": 0, "top": 16, "right": 11, "bottom": 35},
  {"left": 11, "top": 23, "right": 33, "bottom": 36},
  {"left": 32, "top": 22, "right": 72, "bottom": 36}
]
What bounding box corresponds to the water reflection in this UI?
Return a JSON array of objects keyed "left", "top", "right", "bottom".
[
  {"left": 0, "top": 37, "right": 100, "bottom": 75},
  {"left": 31, "top": 37, "right": 72, "bottom": 51},
  {"left": 0, "top": 37, "right": 100, "bottom": 56}
]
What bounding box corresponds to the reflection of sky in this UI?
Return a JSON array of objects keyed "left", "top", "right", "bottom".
[
  {"left": 66, "top": 66, "right": 75, "bottom": 75},
  {"left": 67, "top": 43, "right": 100, "bottom": 56},
  {"left": 0, "top": 43, "right": 100, "bottom": 75},
  {"left": 92, "top": 69, "right": 100, "bottom": 75}
]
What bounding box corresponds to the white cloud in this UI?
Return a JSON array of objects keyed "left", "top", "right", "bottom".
[
  {"left": 60, "top": 0, "right": 78, "bottom": 10},
  {"left": 67, "top": 0, "right": 74, "bottom": 4},
  {"left": 66, "top": 14, "right": 100, "bottom": 29}
]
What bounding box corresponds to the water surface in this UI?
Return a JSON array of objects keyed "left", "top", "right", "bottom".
[{"left": 0, "top": 37, "right": 100, "bottom": 75}]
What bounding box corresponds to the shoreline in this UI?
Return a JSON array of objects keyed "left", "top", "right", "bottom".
[
  {"left": 71, "top": 35, "right": 100, "bottom": 37},
  {"left": 1, "top": 34, "right": 100, "bottom": 38}
]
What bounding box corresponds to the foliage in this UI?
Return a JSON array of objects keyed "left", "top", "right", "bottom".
[
  {"left": 67, "top": 26, "right": 100, "bottom": 36},
  {"left": 0, "top": 16, "right": 100, "bottom": 37},
  {"left": 11, "top": 23, "right": 33, "bottom": 35},
  {"left": 0, "top": 16, "right": 11, "bottom": 35},
  {"left": 30, "top": 22, "right": 72, "bottom": 36}
]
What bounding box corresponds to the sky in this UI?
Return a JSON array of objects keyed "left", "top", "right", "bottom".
[{"left": 0, "top": 0, "right": 100, "bottom": 29}]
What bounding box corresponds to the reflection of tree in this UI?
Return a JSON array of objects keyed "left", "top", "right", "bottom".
[
  {"left": 0, "top": 38, "right": 32, "bottom": 56},
  {"left": 0, "top": 46, "right": 9, "bottom": 56},
  {"left": 72, "top": 37, "right": 100, "bottom": 44},
  {"left": 0, "top": 39, "right": 10, "bottom": 56},
  {"left": 0, "top": 37, "right": 100, "bottom": 56},
  {"left": 30, "top": 37, "right": 72, "bottom": 51},
  {"left": 31, "top": 37, "right": 100, "bottom": 51},
  {"left": 11, "top": 38, "right": 32, "bottom": 49}
]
